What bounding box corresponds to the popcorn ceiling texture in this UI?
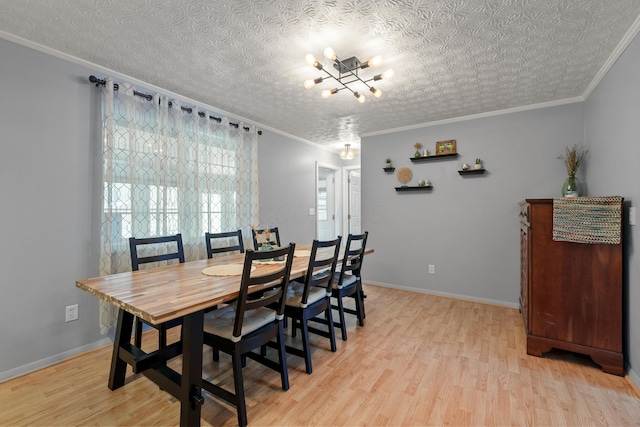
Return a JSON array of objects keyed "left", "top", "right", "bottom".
[{"left": 1, "top": 0, "right": 639, "bottom": 148}]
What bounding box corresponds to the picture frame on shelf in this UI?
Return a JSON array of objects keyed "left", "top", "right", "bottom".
[{"left": 436, "top": 139, "right": 456, "bottom": 155}]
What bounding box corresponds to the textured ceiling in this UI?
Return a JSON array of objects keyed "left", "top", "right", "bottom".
[{"left": 1, "top": 0, "right": 640, "bottom": 151}]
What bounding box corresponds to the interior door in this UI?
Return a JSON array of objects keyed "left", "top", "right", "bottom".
[
  {"left": 348, "top": 169, "right": 361, "bottom": 234},
  {"left": 317, "top": 166, "right": 337, "bottom": 240}
]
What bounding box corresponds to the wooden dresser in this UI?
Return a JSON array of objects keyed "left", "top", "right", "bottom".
[{"left": 519, "top": 198, "right": 623, "bottom": 375}]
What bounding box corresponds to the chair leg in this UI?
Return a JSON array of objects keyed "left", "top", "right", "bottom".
[
  {"left": 212, "top": 348, "right": 220, "bottom": 361},
  {"left": 354, "top": 288, "right": 365, "bottom": 327},
  {"left": 336, "top": 296, "right": 348, "bottom": 341},
  {"left": 291, "top": 317, "right": 297, "bottom": 338},
  {"left": 300, "top": 318, "right": 312, "bottom": 374},
  {"left": 232, "top": 351, "right": 248, "bottom": 427},
  {"left": 134, "top": 318, "right": 143, "bottom": 348},
  {"left": 325, "top": 305, "right": 337, "bottom": 352},
  {"left": 276, "top": 321, "right": 290, "bottom": 390}
]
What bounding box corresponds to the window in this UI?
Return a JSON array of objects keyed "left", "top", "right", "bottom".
[{"left": 99, "top": 80, "right": 259, "bottom": 274}]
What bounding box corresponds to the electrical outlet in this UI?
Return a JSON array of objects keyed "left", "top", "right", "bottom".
[
  {"left": 630, "top": 207, "right": 636, "bottom": 226},
  {"left": 65, "top": 304, "right": 79, "bottom": 322},
  {"left": 429, "top": 264, "right": 435, "bottom": 274}
]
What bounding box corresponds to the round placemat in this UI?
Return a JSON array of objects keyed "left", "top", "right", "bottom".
[{"left": 202, "top": 264, "right": 256, "bottom": 276}]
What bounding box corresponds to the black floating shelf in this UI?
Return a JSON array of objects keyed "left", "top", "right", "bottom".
[
  {"left": 383, "top": 167, "right": 395, "bottom": 172},
  {"left": 410, "top": 153, "right": 459, "bottom": 162},
  {"left": 395, "top": 186, "right": 433, "bottom": 192},
  {"left": 458, "top": 169, "right": 486, "bottom": 175}
]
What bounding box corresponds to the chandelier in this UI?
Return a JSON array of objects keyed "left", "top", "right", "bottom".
[
  {"left": 339, "top": 144, "right": 356, "bottom": 160},
  {"left": 304, "top": 47, "right": 394, "bottom": 103}
]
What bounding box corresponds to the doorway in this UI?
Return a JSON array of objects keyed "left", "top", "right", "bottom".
[
  {"left": 343, "top": 167, "right": 361, "bottom": 235},
  {"left": 316, "top": 163, "right": 341, "bottom": 240}
]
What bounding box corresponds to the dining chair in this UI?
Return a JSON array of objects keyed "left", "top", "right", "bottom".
[
  {"left": 201, "top": 244, "right": 295, "bottom": 427},
  {"left": 283, "top": 237, "right": 341, "bottom": 374},
  {"left": 330, "top": 231, "right": 369, "bottom": 341},
  {"left": 129, "top": 233, "right": 185, "bottom": 349},
  {"left": 251, "top": 227, "right": 281, "bottom": 250},
  {"left": 205, "top": 230, "right": 245, "bottom": 258}
]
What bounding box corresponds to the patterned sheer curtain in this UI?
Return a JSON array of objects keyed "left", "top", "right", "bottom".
[{"left": 98, "top": 78, "right": 259, "bottom": 334}]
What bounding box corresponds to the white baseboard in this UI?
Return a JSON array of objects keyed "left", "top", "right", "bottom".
[
  {"left": 0, "top": 337, "right": 111, "bottom": 383},
  {"left": 365, "top": 280, "right": 520, "bottom": 309},
  {"left": 626, "top": 363, "right": 640, "bottom": 392}
]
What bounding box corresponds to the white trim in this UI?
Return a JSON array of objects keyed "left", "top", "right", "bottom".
[
  {"left": 365, "top": 280, "right": 519, "bottom": 309},
  {"left": 0, "top": 337, "right": 111, "bottom": 383},
  {"left": 361, "top": 97, "right": 584, "bottom": 137},
  {"left": 0, "top": 30, "right": 333, "bottom": 152},
  {"left": 315, "top": 162, "right": 342, "bottom": 240},
  {"left": 3, "top": 14, "right": 640, "bottom": 147},
  {"left": 583, "top": 14, "right": 640, "bottom": 99}
]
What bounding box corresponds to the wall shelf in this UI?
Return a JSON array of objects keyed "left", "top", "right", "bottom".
[
  {"left": 395, "top": 186, "right": 433, "bottom": 192},
  {"left": 458, "top": 168, "right": 486, "bottom": 175},
  {"left": 383, "top": 167, "right": 395, "bottom": 173},
  {"left": 410, "top": 153, "right": 459, "bottom": 162}
]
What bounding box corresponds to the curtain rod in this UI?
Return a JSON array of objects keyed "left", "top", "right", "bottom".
[{"left": 88, "top": 76, "right": 262, "bottom": 135}]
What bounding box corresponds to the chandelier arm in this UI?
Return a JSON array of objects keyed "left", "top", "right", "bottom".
[
  {"left": 320, "top": 69, "right": 337, "bottom": 82},
  {"left": 306, "top": 50, "right": 385, "bottom": 101}
]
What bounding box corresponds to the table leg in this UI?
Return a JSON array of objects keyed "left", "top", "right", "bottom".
[
  {"left": 108, "top": 308, "right": 134, "bottom": 390},
  {"left": 179, "top": 310, "right": 205, "bottom": 427}
]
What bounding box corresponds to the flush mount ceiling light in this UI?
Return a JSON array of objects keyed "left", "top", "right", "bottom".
[
  {"left": 339, "top": 144, "right": 356, "bottom": 160},
  {"left": 304, "top": 47, "right": 394, "bottom": 103}
]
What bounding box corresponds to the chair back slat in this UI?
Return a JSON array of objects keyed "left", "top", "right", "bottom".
[
  {"left": 205, "top": 230, "right": 245, "bottom": 258},
  {"left": 251, "top": 227, "right": 281, "bottom": 250},
  {"left": 233, "top": 244, "right": 295, "bottom": 339},
  {"left": 303, "top": 237, "right": 342, "bottom": 304},
  {"left": 336, "top": 232, "right": 368, "bottom": 284},
  {"left": 129, "top": 234, "right": 185, "bottom": 271}
]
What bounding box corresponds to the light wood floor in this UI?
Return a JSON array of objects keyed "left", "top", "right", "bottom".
[{"left": 2, "top": 284, "right": 640, "bottom": 426}]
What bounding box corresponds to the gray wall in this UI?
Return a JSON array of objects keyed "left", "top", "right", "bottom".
[
  {"left": 0, "top": 38, "right": 105, "bottom": 378},
  {"left": 257, "top": 133, "right": 350, "bottom": 245},
  {"left": 360, "top": 31, "right": 640, "bottom": 383},
  {"left": 584, "top": 33, "right": 640, "bottom": 383},
  {"left": 361, "top": 104, "right": 584, "bottom": 304},
  {"left": 0, "top": 38, "right": 341, "bottom": 380}
]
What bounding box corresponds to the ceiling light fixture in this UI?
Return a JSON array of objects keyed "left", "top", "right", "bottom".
[
  {"left": 304, "top": 47, "right": 393, "bottom": 102},
  {"left": 339, "top": 144, "right": 356, "bottom": 160}
]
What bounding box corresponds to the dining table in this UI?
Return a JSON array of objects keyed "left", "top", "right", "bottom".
[{"left": 76, "top": 243, "right": 373, "bottom": 426}]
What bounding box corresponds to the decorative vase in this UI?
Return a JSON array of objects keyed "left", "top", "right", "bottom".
[
  {"left": 414, "top": 150, "right": 421, "bottom": 158},
  {"left": 474, "top": 163, "right": 482, "bottom": 170},
  {"left": 562, "top": 174, "right": 583, "bottom": 197}
]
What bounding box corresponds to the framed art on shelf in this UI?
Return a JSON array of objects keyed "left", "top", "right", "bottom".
[{"left": 436, "top": 139, "right": 456, "bottom": 155}]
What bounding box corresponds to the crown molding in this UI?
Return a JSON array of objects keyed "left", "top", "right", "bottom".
[
  {"left": 0, "top": 29, "right": 333, "bottom": 151},
  {"left": 582, "top": 13, "right": 640, "bottom": 99},
  {"left": 360, "top": 96, "right": 584, "bottom": 137}
]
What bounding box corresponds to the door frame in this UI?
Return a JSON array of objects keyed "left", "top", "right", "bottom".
[
  {"left": 315, "top": 162, "right": 342, "bottom": 240},
  {"left": 342, "top": 165, "right": 361, "bottom": 237}
]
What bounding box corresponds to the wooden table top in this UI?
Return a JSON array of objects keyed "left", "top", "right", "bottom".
[{"left": 76, "top": 244, "right": 373, "bottom": 325}]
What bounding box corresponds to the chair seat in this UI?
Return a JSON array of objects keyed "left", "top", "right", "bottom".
[
  {"left": 333, "top": 272, "right": 357, "bottom": 289},
  {"left": 204, "top": 305, "right": 275, "bottom": 342},
  {"left": 285, "top": 282, "right": 327, "bottom": 308}
]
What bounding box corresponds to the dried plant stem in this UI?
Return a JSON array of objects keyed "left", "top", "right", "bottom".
[{"left": 560, "top": 145, "right": 589, "bottom": 176}]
